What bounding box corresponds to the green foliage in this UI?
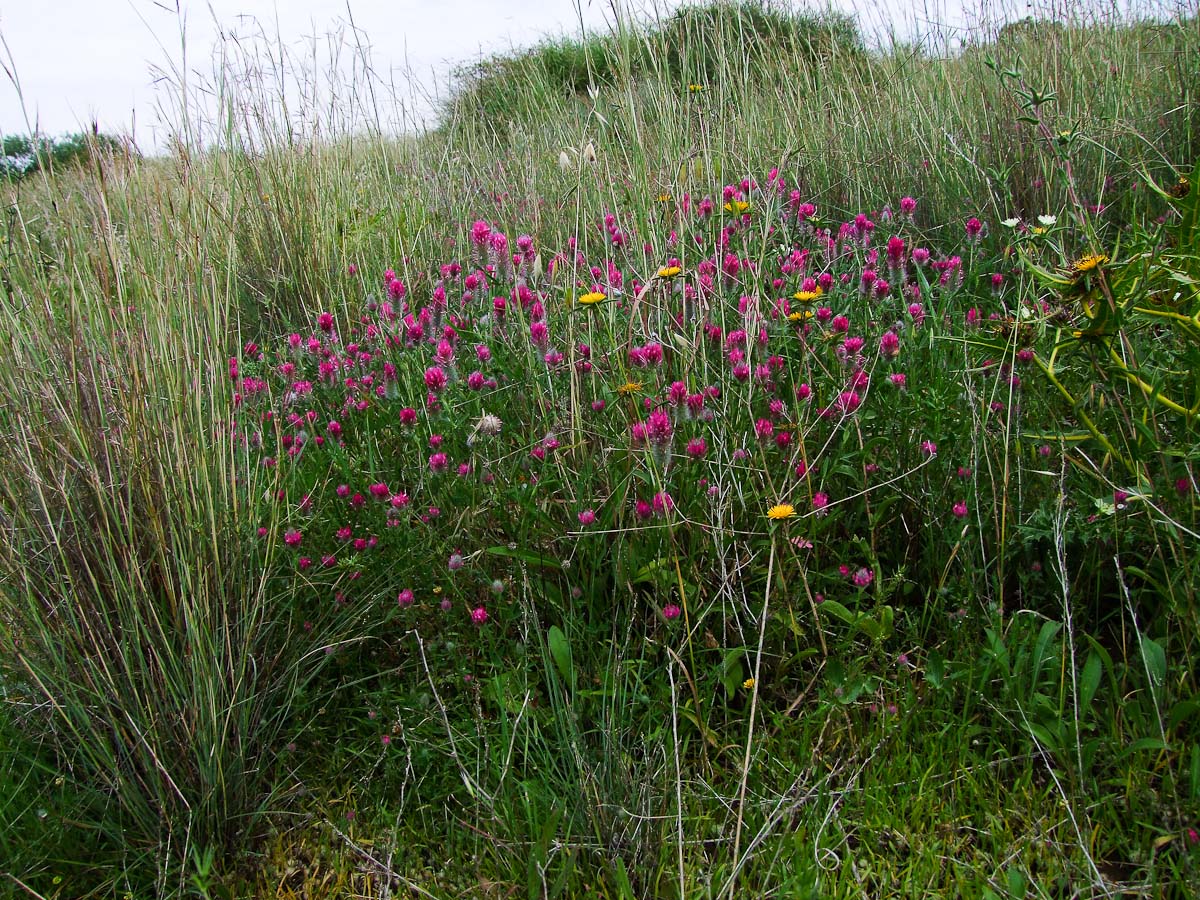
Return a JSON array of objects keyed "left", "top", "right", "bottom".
[
  {"left": 441, "top": 1, "right": 863, "bottom": 134},
  {"left": 647, "top": 0, "right": 864, "bottom": 85},
  {"left": 0, "top": 130, "right": 126, "bottom": 180}
]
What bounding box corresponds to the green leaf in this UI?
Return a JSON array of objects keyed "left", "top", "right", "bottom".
[
  {"left": 925, "top": 651, "right": 945, "bottom": 688},
  {"left": 1138, "top": 632, "right": 1167, "bottom": 688},
  {"left": 1028, "top": 720, "right": 1062, "bottom": 751},
  {"left": 630, "top": 557, "right": 672, "bottom": 586},
  {"left": 1030, "top": 620, "right": 1062, "bottom": 690},
  {"left": 1168, "top": 699, "right": 1200, "bottom": 732},
  {"left": 817, "top": 598, "right": 858, "bottom": 626},
  {"left": 1116, "top": 736, "right": 1169, "bottom": 761},
  {"left": 1006, "top": 865, "right": 1027, "bottom": 899},
  {"left": 610, "top": 857, "right": 635, "bottom": 900},
  {"left": 485, "top": 545, "right": 563, "bottom": 569},
  {"left": 1079, "top": 651, "right": 1103, "bottom": 717},
  {"left": 876, "top": 605, "right": 894, "bottom": 641},
  {"left": 547, "top": 625, "right": 574, "bottom": 690},
  {"left": 721, "top": 649, "right": 745, "bottom": 697}
]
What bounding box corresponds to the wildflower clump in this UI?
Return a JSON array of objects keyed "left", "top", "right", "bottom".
[{"left": 229, "top": 181, "right": 1045, "bottom": 696}]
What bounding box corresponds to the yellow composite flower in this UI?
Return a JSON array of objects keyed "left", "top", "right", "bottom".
[
  {"left": 1070, "top": 253, "right": 1108, "bottom": 274},
  {"left": 787, "top": 309, "right": 813, "bottom": 322},
  {"left": 792, "top": 287, "right": 823, "bottom": 303},
  {"left": 724, "top": 200, "right": 750, "bottom": 214},
  {"left": 688, "top": 84, "right": 706, "bottom": 93},
  {"left": 655, "top": 192, "right": 673, "bottom": 203},
  {"left": 578, "top": 291, "right": 606, "bottom": 305},
  {"left": 767, "top": 503, "right": 796, "bottom": 520},
  {"left": 657, "top": 265, "right": 682, "bottom": 278},
  {"left": 742, "top": 678, "right": 756, "bottom": 690},
  {"left": 617, "top": 381, "right": 643, "bottom": 395}
]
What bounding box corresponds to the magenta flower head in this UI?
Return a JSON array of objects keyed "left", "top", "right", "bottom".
[
  {"left": 965, "top": 217, "right": 985, "bottom": 243},
  {"left": 879, "top": 331, "right": 900, "bottom": 359},
  {"left": 646, "top": 409, "right": 673, "bottom": 447},
  {"left": 652, "top": 492, "right": 675, "bottom": 516},
  {"left": 397, "top": 589, "right": 414, "bottom": 607},
  {"left": 953, "top": 501, "right": 969, "bottom": 519},
  {"left": 662, "top": 603, "right": 681, "bottom": 620},
  {"left": 899, "top": 196, "right": 917, "bottom": 216},
  {"left": 920, "top": 440, "right": 938, "bottom": 457},
  {"left": 859, "top": 269, "right": 877, "bottom": 295},
  {"left": 852, "top": 567, "right": 874, "bottom": 588},
  {"left": 424, "top": 366, "right": 448, "bottom": 393},
  {"left": 635, "top": 499, "right": 653, "bottom": 520},
  {"left": 448, "top": 552, "right": 465, "bottom": 571},
  {"left": 318, "top": 312, "right": 334, "bottom": 332},
  {"left": 686, "top": 438, "right": 707, "bottom": 459},
  {"left": 578, "top": 508, "right": 596, "bottom": 526},
  {"left": 470, "top": 606, "right": 488, "bottom": 625},
  {"left": 471, "top": 220, "right": 491, "bottom": 245}
]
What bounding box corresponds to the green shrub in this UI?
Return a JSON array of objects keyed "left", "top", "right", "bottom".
[{"left": 0, "top": 130, "right": 127, "bottom": 180}]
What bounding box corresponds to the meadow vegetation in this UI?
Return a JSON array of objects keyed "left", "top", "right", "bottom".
[{"left": 1, "top": 2, "right": 1198, "bottom": 897}]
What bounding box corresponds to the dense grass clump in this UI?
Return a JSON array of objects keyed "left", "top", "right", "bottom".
[
  {"left": 445, "top": 2, "right": 865, "bottom": 134},
  {"left": 1, "top": 2, "right": 1199, "bottom": 897}
]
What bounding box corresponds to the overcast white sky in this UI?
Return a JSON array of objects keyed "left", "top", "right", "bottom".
[{"left": 0, "top": 0, "right": 1181, "bottom": 151}]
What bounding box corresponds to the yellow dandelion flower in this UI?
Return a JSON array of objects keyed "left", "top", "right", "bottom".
[
  {"left": 688, "top": 84, "right": 706, "bottom": 93},
  {"left": 1070, "top": 253, "right": 1108, "bottom": 274},
  {"left": 767, "top": 503, "right": 796, "bottom": 520},
  {"left": 657, "top": 265, "right": 682, "bottom": 278},
  {"left": 787, "top": 309, "right": 813, "bottom": 322},
  {"left": 578, "top": 291, "right": 606, "bottom": 305},
  {"left": 792, "top": 287, "right": 823, "bottom": 303},
  {"left": 617, "top": 381, "right": 643, "bottom": 395},
  {"left": 742, "top": 677, "right": 755, "bottom": 690},
  {"left": 656, "top": 192, "right": 673, "bottom": 203},
  {"left": 1030, "top": 226, "right": 1047, "bottom": 235},
  {"left": 723, "top": 200, "right": 750, "bottom": 214}
]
